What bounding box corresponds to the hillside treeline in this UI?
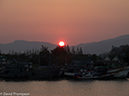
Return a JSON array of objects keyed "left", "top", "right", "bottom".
[{"left": 0, "top": 45, "right": 129, "bottom": 66}]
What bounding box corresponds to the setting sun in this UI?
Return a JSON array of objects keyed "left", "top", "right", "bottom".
[{"left": 59, "top": 41, "right": 65, "bottom": 47}]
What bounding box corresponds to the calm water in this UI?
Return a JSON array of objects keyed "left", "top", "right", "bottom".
[{"left": 0, "top": 78, "right": 129, "bottom": 96}]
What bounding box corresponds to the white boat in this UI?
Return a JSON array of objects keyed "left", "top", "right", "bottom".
[
  {"left": 74, "top": 69, "right": 100, "bottom": 79},
  {"left": 64, "top": 60, "right": 92, "bottom": 77},
  {"left": 74, "top": 66, "right": 129, "bottom": 79},
  {"left": 107, "top": 66, "right": 129, "bottom": 78},
  {"left": 64, "top": 72, "right": 76, "bottom": 76},
  {"left": 64, "top": 64, "right": 82, "bottom": 77}
]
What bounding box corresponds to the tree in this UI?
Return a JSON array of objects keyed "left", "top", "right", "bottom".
[
  {"left": 71, "top": 46, "right": 76, "bottom": 55},
  {"left": 77, "top": 47, "right": 83, "bottom": 55},
  {"left": 51, "top": 46, "right": 68, "bottom": 65},
  {"left": 64, "top": 45, "right": 70, "bottom": 54},
  {"left": 92, "top": 54, "right": 99, "bottom": 63},
  {"left": 39, "top": 45, "right": 51, "bottom": 66},
  {"left": 0, "top": 49, "right": 1, "bottom": 55},
  {"left": 79, "top": 47, "right": 83, "bottom": 54}
]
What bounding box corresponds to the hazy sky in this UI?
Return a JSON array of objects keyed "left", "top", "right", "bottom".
[{"left": 0, "top": 0, "right": 129, "bottom": 45}]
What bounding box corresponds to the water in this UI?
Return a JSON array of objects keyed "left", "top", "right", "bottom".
[{"left": 0, "top": 78, "right": 129, "bottom": 96}]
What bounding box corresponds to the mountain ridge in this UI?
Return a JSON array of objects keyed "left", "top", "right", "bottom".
[
  {"left": 75, "top": 34, "right": 129, "bottom": 54},
  {"left": 0, "top": 34, "right": 129, "bottom": 54},
  {"left": 0, "top": 40, "right": 57, "bottom": 54}
]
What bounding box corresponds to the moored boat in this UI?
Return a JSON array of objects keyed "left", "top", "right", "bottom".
[
  {"left": 107, "top": 66, "right": 129, "bottom": 78},
  {"left": 74, "top": 65, "right": 129, "bottom": 79},
  {"left": 74, "top": 69, "right": 99, "bottom": 79},
  {"left": 0, "top": 63, "right": 61, "bottom": 79}
]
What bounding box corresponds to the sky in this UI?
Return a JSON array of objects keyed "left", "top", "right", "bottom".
[{"left": 0, "top": 0, "right": 129, "bottom": 46}]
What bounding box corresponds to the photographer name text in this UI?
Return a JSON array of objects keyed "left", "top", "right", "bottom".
[{"left": 0, "top": 92, "right": 30, "bottom": 96}]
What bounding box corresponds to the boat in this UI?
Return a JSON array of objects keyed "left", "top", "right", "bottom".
[
  {"left": 107, "top": 66, "right": 129, "bottom": 78},
  {"left": 64, "top": 60, "right": 90, "bottom": 77},
  {"left": 64, "top": 65, "right": 80, "bottom": 77},
  {"left": 75, "top": 65, "right": 129, "bottom": 79},
  {"left": 74, "top": 67, "right": 113, "bottom": 79},
  {"left": 74, "top": 69, "right": 99, "bottom": 79},
  {"left": 0, "top": 63, "right": 60, "bottom": 79},
  {"left": 24, "top": 66, "right": 61, "bottom": 79},
  {"left": 0, "top": 63, "right": 30, "bottom": 78}
]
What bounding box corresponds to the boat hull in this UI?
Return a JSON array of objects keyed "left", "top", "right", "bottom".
[{"left": 114, "top": 69, "right": 129, "bottom": 78}]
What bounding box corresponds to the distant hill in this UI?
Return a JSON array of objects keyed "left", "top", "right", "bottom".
[
  {"left": 74, "top": 34, "right": 129, "bottom": 54},
  {"left": 0, "top": 40, "right": 57, "bottom": 54},
  {"left": 0, "top": 34, "right": 129, "bottom": 54}
]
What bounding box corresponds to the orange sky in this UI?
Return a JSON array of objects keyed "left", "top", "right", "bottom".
[{"left": 0, "top": 0, "right": 129, "bottom": 45}]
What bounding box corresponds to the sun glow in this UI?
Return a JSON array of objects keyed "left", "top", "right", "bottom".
[{"left": 59, "top": 41, "right": 65, "bottom": 47}]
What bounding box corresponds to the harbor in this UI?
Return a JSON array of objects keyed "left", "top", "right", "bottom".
[
  {"left": 0, "top": 55, "right": 129, "bottom": 80},
  {"left": 0, "top": 45, "right": 129, "bottom": 80},
  {"left": 1, "top": 0, "right": 129, "bottom": 95}
]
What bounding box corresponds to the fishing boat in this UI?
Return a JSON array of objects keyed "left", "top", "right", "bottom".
[
  {"left": 0, "top": 63, "right": 31, "bottom": 78},
  {"left": 75, "top": 65, "right": 129, "bottom": 79},
  {"left": 24, "top": 66, "right": 62, "bottom": 79},
  {"left": 107, "top": 66, "right": 129, "bottom": 78},
  {"left": 64, "top": 60, "right": 91, "bottom": 77},
  {"left": 0, "top": 63, "right": 60, "bottom": 79},
  {"left": 64, "top": 65, "right": 80, "bottom": 77},
  {"left": 74, "top": 69, "right": 99, "bottom": 79}
]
